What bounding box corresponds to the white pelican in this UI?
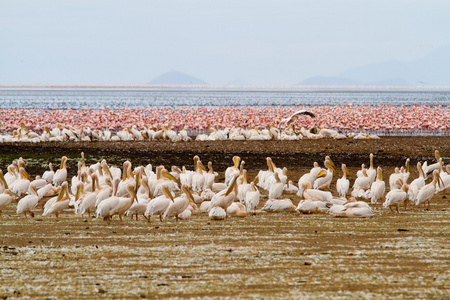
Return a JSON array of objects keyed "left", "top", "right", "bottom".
[
  {"left": 344, "top": 201, "right": 374, "bottom": 218},
  {"left": 42, "top": 182, "right": 71, "bottom": 221},
  {"left": 209, "top": 206, "right": 227, "bottom": 220},
  {"left": 203, "top": 161, "right": 218, "bottom": 190},
  {"left": 268, "top": 172, "right": 284, "bottom": 199},
  {"left": 297, "top": 162, "right": 322, "bottom": 197},
  {"left": 209, "top": 174, "right": 238, "bottom": 212},
  {"left": 278, "top": 109, "right": 315, "bottom": 129},
  {"left": 313, "top": 157, "right": 335, "bottom": 190},
  {"left": 236, "top": 170, "right": 251, "bottom": 203},
  {"left": 422, "top": 150, "right": 441, "bottom": 177},
  {"left": 144, "top": 186, "right": 173, "bottom": 222},
  {"left": 225, "top": 156, "right": 241, "bottom": 186},
  {"left": 96, "top": 178, "right": 121, "bottom": 220},
  {"left": 245, "top": 182, "right": 260, "bottom": 214},
  {"left": 191, "top": 160, "right": 206, "bottom": 193},
  {"left": 415, "top": 170, "right": 443, "bottom": 209},
  {"left": 366, "top": 153, "right": 377, "bottom": 184},
  {"left": 353, "top": 169, "right": 371, "bottom": 190},
  {"left": 336, "top": 164, "right": 350, "bottom": 197},
  {"left": 117, "top": 161, "right": 134, "bottom": 197},
  {"left": 368, "top": 167, "right": 386, "bottom": 204},
  {"left": 10, "top": 167, "right": 32, "bottom": 197},
  {"left": 52, "top": 156, "right": 68, "bottom": 187},
  {"left": 163, "top": 185, "right": 194, "bottom": 221},
  {"left": 42, "top": 163, "right": 55, "bottom": 183},
  {"left": 261, "top": 198, "right": 296, "bottom": 212},
  {"left": 302, "top": 182, "right": 332, "bottom": 203},
  {"left": 296, "top": 199, "right": 329, "bottom": 214},
  {"left": 383, "top": 179, "right": 409, "bottom": 213},
  {"left": 257, "top": 157, "right": 277, "bottom": 190},
  {"left": 108, "top": 185, "right": 137, "bottom": 221},
  {"left": 284, "top": 180, "right": 299, "bottom": 194},
  {"left": 407, "top": 162, "right": 426, "bottom": 203},
  {"left": 75, "top": 178, "right": 98, "bottom": 217},
  {"left": 226, "top": 202, "right": 247, "bottom": 217},
  {"left": 0, "top": 189, "right": 17, "bottom": 212}
]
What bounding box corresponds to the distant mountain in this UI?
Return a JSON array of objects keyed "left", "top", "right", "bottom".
[
  {"left": 296, "top": 76, "right": 361, "bottom": 86},
  {"left": 148, "top": 71, "right": 208, "bottom": 85},
  {"left": 339, "top": 45, "right": 450, "bottom": 86},
  {"left": 297, "top": 45, "right": 450, "bottom": 86}
]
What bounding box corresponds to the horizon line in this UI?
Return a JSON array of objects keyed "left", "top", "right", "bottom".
[{"left": 1, "top": 84, "right": 450, "bottom": 91}]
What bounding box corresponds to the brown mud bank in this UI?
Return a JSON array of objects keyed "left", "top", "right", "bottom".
[{"left": 0, "top": 137, "right": 449, "bottom": 176}]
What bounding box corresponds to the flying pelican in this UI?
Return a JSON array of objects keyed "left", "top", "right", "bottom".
[{"left": 279, "top": 110, "right": 315, "bottom": 129}]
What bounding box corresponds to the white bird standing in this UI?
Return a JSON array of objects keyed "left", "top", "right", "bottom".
[
  {"left": 52, "top": 156, "right": 68, "bottom": 187},
  {"left": 42, "top": 182, "right": 71, "bottom": 221},
  {"left": 383, "top": 179, "right": 409, "bottom": 213},
  {"left": 313, "top": 157, "right": 335, "bottom": 190},
  {"left": 415, "top": 170, "right": 443, "bottom": 209},
  {"left": 163, "top": 185, "right": 194, "bottom": 221},
  {"left": 245, "top": 182, "right": 261, "bottom": 215},
  {"left": 407, "top": 162, "right": 426, "bottom": 203},
  {"left": 369, "top": 167, "right": 386, "bottom": 204},
  {"left": 336, "top": 164, "right": 350, "bottom": 197}
]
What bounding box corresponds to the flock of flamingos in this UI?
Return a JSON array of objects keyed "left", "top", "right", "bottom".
[
  {"left": 0, "top": 104, "right": 450, "bottom": 142},
  {"left": 0, "top": 149, "right": 448, "bottom": 222}
]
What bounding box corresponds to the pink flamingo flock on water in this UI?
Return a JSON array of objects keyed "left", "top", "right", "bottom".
[{"left": 0, "top": 105, "right": 449, "bottom": 139}]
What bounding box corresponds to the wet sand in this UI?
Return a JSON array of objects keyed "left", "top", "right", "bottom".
[{"left": 0, "top": 137, "right": 449, "bottom": 299}]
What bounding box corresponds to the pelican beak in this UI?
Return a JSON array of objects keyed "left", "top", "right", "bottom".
[
  {"left": 76, "top": 185, "right": 82, "bottom": 201},
  {"left": 327, "top": 158, "right": 336, "bottom": 170},
  {"left": 199, "top": 162, "right": 207, "bottom": 172},
  {"left": 22, "top": 169, "right": 32, "bottom": 181},
  {"left": 317, "top": 170, "right": 326, "bottom": 178},
  {"left": 344, "top": 166, "right": 350, "bottom": 176},
  {"left": 233, "top": 156, "right": 240, "bottom": 168},
  {"left": 57, "top": 184, "right": 67, "bottom": 202},
  {"left": 182, "top": 185, "right": 195, "bottom": 203},
  {"left": 162, "top": 186, "right": 174, "bottom": 201},
  {"left": 225, "top": 175, "right": 238, "bottom": 196},
  {"left": 0, "top": 172, "right": 8, "bottom": 189},
  {"left": 252, "top": 176, "right": 259, "bottom": 184},
  {"left": 327, "top": 162, "right": 336, "bottom": 173}
]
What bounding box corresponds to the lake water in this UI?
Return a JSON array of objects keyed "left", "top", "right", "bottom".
[{"left": 0, "top": 87, "right": 450, "bottom": 109}]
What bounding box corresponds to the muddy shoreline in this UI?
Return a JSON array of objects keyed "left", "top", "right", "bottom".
[{"left": 0, "top": 137, "right": 448, "bottom": 175}]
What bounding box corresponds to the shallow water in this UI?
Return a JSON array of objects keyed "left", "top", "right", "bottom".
[{"left": 1, "top": 88, "right": 450, "bottom": 109}]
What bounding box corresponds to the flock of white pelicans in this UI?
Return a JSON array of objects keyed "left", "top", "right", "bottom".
[
  {"left": 1, "top": 111, "right": 380, "bottom": 143},
  {"left": 0, "top": 149, "right": 448, "bottom": 222}
]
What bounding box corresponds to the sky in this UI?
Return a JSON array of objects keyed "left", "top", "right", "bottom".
[{"left": 1, "top": 0, "right": 449, "bottom": 85}]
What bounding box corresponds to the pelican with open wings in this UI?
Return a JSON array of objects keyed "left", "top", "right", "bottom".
[{"left": 279, "top": 110, "right": 315, "bottom": 129}]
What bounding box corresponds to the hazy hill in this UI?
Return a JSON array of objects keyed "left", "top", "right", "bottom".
[
  {"left": 148, "top": 71, "right": 208, "bottom": 85},
  {"left": 339, "top": 45, "right": 450, "bottom": 86},
  {"left": 297, "top": 45, "right": 450, "bottom": 86}
]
